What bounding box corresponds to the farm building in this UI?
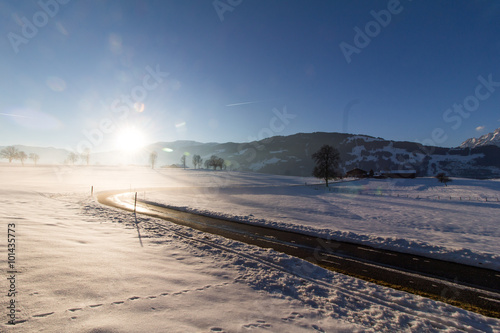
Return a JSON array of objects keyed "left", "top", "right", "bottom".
[{"left": 345, "top": 168, "right": 368, "bottom": 178}]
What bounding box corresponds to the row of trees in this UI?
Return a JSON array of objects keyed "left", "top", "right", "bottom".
[
  {"left": 64, "top": 149, "right": 91, "bottom": 165},
  {"left": 0, "top": 146, "right": 94, "bottom": 166},
  {"left": 205, "top": 155, "right": 225, "bottom": 170},
  {"left": 0, "top": 146, "right": 40, "bottom": 166},
  {"left": 148, "top": 151, "right": 226, "bottom": 171}
]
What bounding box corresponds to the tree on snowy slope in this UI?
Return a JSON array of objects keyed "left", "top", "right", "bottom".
[
  {"left": 66, "top": 152, "right": 79, "bottom": 165},
  {"left": 149, "top": 151, "right": 158, "bottom": 169},
  {"left": 17, "top": 151, "right": 27, "bottom": 166},
  {"left": 192, "top": 154, "right": 202, "bottom": 169},
  {"left": 312, "top": 144, "right": 341, "bottom": 187},
  {"left": 0, "top": 146, "right": 19, "bottom": 163},
  {"left": 29, "top": 153, "right": 40, "bottom": 166},
  {"left": 207, "top": 155, "right": 224, "bottom": 170},
  {"left": 81, "top": 148, "right": 90, "bottom": 166},
  {"left": 436, "top": 173, "right": 452, "bottom": 186}
]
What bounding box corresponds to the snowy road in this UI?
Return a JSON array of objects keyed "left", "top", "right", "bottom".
[{"left": 98, "top": 188, "right": 500, "bottom": 317}]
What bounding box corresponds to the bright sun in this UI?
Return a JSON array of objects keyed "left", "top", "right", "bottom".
[{"left": 114, "top": 126, "right": 147, "bottom": 152}]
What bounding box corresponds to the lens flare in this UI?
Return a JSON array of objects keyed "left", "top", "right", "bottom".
[{"left": 134, "top": 102, "right": 145, "bottom": 113}]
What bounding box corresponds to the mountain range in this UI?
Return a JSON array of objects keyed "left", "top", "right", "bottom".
[
  {"left": 2, "top": 130, "right": 500, "bottom": 179},
  {"left": 460, "top": 127, "right": 500, "bottom": 149}
]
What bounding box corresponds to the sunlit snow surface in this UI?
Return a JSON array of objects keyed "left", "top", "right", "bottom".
[
  {"left": 1, "top": 164, "right": 499, "bottom": 332},
  {"left": 146, "top": 171, "right": 500, "bottom": 270}
]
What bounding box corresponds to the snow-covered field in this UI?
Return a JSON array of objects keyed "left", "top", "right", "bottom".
[
  {"left": 1, "top": 164, "right": 499, "bottom": 332},
  {"left": 145, "top": 173, "right": 500, "bottom": 271}
]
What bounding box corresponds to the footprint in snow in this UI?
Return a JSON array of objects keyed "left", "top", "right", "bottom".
[
  {"left": 32, "top": 312, "right": 54, "bottom": 318},
  {"left": 128, "top": 296, "right": 140, "bottom": 301},
  {"left": 312, "top": 324, "right": 325, "bottom": 332},
  {"left": 68, "top": 308, "right": 82, "bottom": 312},
  {"left": 281, "top": 312, "right": 304, "bottom": 322},
  {"left": 89, "top": 304, "right": 103, "bottom": 308},
  {"left": 242, "top": 319, "right": 271, "bottom": 329},
  {"left": 210, "top": 328, "right": 225, "bottom": 332},
  {"left": 112, "top": 301, "right": 124, "bottom": 305}
]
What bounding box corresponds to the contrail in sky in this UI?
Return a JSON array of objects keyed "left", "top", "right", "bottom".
[
  {"left": 225, "top": 99, "right": 276, "bottom": 107},
  {"left": 0, "top": 113, "right": 30, "bottom": 118}
]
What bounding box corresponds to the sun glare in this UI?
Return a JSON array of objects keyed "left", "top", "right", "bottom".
[{"left": 114, "top": 126, "right": 147, "bottom": 152}]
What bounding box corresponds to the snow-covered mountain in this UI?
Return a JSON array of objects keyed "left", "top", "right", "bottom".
[
  {"left": 460, "top": 127, "right": 500, "bottom": 148},
  {"left": 3, "top": 132, "right": 500, "bottom": 178},
  {"left": 143, "top": 132, "right": 500, "bottom": 179}
]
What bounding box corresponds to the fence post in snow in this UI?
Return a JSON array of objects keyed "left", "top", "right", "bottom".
[
  {"left": 134, "top": 192, "right": 138, "bottom": 214},
  {"left": 91, "top": 186, "right": 93, "bottom": 197}
]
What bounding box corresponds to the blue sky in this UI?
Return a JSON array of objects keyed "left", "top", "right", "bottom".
[{"left": 1, "top": 0, "right": 499, "bottom": 152}]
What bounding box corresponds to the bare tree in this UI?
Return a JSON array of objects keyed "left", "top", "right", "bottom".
[
  {"left": 67, "top": 152, "right": 79, "bottom": 165},
  {"left": 312, "top": 145, "right": 341, "bottom": 187},
  {"left": 29, "top": 153, "right": 40, "bottom": 166},
  {"left": 149, "top": 151, "right": 158, "bottom": 169},
  {"left": 17, "top": 151, "right": 27, "bottom": 166},
  {"left": 81, "top": 148, "right": 91, "bottom": 166},
  {"left": 436, "top": 173, "right": 452, "bottom": 186},
  {"left": 0, "top": 146, "right": 19, "bottom": 163},
  {"left": 181, "top": 155, "right": 186, "bottom": 169},
  {"left": 192, "top": 154, "right": 202, "bottom": 169}
]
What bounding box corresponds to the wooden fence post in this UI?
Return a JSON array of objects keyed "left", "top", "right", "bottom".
[{"left": 134, "top": 192, "right": 138, "bottom": 214}]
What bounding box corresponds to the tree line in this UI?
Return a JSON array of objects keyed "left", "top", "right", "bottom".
[
  {"left": 0, "top": 146, "right": 93, "bottom": 166},
  {"left": 0, "top": 146, "right": 39, "bottom": 166},
  {"left": 148, "top": 151, "right": 226, "bottom": 170}
]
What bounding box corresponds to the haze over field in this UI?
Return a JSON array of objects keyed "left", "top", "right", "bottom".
[{"left": 1, "top": 165, "right": 499, "bottom": 332}]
